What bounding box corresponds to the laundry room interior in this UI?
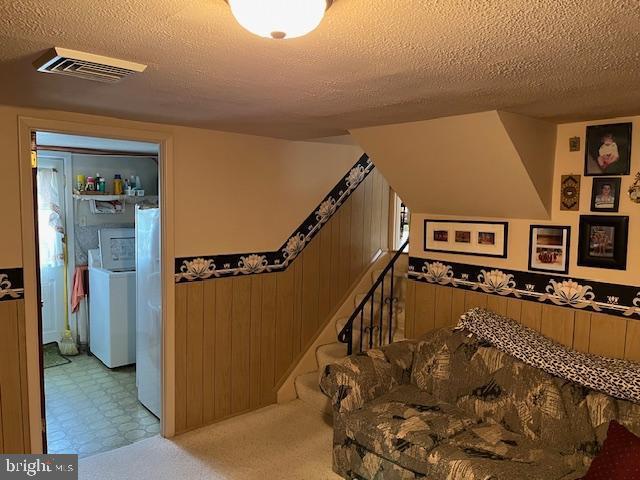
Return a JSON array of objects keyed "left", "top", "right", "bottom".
[{"left": 35, "top": 131, "right": 162, "bottom": 457}]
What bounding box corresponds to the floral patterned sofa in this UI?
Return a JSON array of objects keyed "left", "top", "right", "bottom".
[{"left": 320, "top": 308, "right": 640, "bottom": 480}]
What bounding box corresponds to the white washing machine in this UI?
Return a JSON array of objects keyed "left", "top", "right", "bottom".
[{"left": 88, "top": 228, "right": 137, "bottom": 368}]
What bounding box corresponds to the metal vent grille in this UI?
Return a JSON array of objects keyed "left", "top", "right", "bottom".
[{"left": 35, "top": 47, "right": 147, "bottom": 83}]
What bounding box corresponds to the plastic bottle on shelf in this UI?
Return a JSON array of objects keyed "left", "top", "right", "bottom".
[
  {"left": 114, "top": 174, "right": 123, "bottom": 195},
  {"left": 76, "top": 174, "right": 86, "bottom": 192}
]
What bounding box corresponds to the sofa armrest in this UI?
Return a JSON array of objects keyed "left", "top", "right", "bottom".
[{"left": 320, "top": 341, "right": 415, "bottom": 415}]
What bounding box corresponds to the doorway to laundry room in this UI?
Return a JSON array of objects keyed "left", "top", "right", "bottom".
[{"left": 33, "top": 131, "right": 162, "bottom": 457}]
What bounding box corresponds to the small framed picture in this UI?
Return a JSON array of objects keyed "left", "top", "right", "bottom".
[
  {"left": 477, "top": 232, "right": 496, "bottom": 245},
  {"left": 455, "top": 230, "right": 471, "bottom": 243},
  {"left": 528, "top": 225, "right": 571, "bottom": 274},
  {"left": 569, "top": 136, "right": 581, "bottom": 152},
  {"left": 423, "top": 220, "right": 508, "bottom": 258},
  {"left": 578, "top": 215, "right": 629, "bottom": 270},
  {"left": 590, "top": 177, "right": 621, "bottom": 212},
  {"left": 584, "top": 122, "right": 632, "bottom": 176},
  {"left": 433, "top": 230, "right": 449, "bottom": 242},
  {"left": 560, "top": 174, "right": 581, "bottom": 211}
]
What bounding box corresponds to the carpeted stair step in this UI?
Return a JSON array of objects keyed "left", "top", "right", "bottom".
[
  {"left": 295, "top": 371, "right": 332, "bottom": 418},
  {"left": 334, "top": 316, "right": 350, "bottom": 336},
  {"left": 371, "top": 268, "right": 408, "bottom": 282},
  {"left": 353, "top": 291, "right": 381, "bottom": 310},
  {"left": 370, "top": 272, "right": 407, "bottom": 299}
]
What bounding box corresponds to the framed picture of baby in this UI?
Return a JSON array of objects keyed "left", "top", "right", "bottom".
[
  {"left": 584, "top": 122, "right": 632, "bottom": 176},
  {"left": 528, "top": 225, "right": 571, "bottom": 274},
  {"left": 590, "top": 177, "right": 621, "bottom": 212},
  {"left": 578, "top": 215, "right": 629, "bottom": 270}
]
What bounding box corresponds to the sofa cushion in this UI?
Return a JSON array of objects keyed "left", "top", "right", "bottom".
[
  {"left": 556, "top": 380, "right": 600, "bottom": 457},
  {"left": 343, "top": 384, "right": 479, "bottom": 474},
  {"left": 411, "top": 327, "right": 480, "bottom": 401},
  {"left": 585, "top": 392, "right": 640, "bottom": 446},
  {"left": 423, "top": 423, "right": 584, "bottom": 480},
  {"left": 411, "top": 328, "right": 584, "bottom": 455},
  {"left": 455, "top": 353, "right": 583, "bottom": 455}
]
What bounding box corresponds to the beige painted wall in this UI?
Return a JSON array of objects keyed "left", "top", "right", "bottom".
[
  {"left": 350, "top": 110, "right": 556, "bottom": 220},
  {"left": 172, "top": 128, "right": 362, "bottom": 256},
  {"left": 0, "top": 104, "right": 363, "bottom": 268},
  {"left": 410, "top": 114, "right": 640, "bottom": 286}
]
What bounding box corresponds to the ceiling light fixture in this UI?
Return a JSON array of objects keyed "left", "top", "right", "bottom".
[{"left": 227, "top": 0, "right": 332, "bottom": 40}]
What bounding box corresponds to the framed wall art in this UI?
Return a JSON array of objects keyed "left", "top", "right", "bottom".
[
  {"left": 528, "top": 225, "right": 571, "bottom": 274},
  {"left": 423, "top": 220, "right": 508, "bottom": 258},
  {"left": 590, "top": 177, "right": 621, "bottom": 212},
  {"left": 560, "top": 174, "right": 581, "bottom": 211},
  {"left": 584, "top": 122, "right": 632, "bottom": 176},
  {"left": 578, "top": 215, "right": 629, "bottom": 270},
  {"left": 629, "top": 172, "right": 640, "bottom": 203},
  {"left": 569, "top": 136, "right": 581, "bottom": 152}
]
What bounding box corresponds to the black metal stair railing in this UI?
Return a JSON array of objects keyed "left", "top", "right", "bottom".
[{"left": 338, "top": 239, "right": 409, "bottom": 355}]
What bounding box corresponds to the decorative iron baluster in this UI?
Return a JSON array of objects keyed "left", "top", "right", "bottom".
[
  {"left": 369, "top": 294, "right": 374, "bottom": 349},
  {"left": 389, "top": 264, "right": 395, "bottom": 344},
  {"left": 337, "top": 239, "right": 408, "bottom": 355},
  {"left": 359, "top": 309, "right": 364, "bottom": 353},
  {"left": 379, "top": 276, "right": 384, "bottom": 347}
]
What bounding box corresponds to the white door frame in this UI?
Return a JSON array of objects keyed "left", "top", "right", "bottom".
[{"left": 18, "top": 117, "right": 176, "bottom": 453}]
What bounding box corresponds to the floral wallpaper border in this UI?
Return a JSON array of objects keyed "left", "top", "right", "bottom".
[
  {"left": 408, "top": 256, "right": 640, "bottom": 319},
  {"left": 0, "top": 268, "right": 24, "bottom": 301},
  {"left": 175, "top": 154, "right": 374, "bottom": 283}
]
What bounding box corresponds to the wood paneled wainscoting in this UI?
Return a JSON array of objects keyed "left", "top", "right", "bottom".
[
  {"left": 405, "top": 279, "right": 640, "bottom": 361},
  {"left": 174, "top": 168, "right": 390, "bottom": 433},
  {"left": 0, "top": 299, "right": 31, "bottom": 453}
]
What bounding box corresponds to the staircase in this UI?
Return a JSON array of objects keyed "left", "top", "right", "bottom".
[{"left": 294, "top": 249, "right": 409, "bottom": 417}]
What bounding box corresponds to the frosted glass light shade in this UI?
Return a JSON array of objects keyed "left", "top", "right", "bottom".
[{"left": 228, "top": 0, "right": 329, "bottom": 39}]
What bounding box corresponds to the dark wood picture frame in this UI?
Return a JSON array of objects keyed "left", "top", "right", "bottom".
[
  {"left": 590, "top": 177, "right": 621, "bottom": 212},
  {"left": 578, "top": 215, "right": 629, "bottom": 270},
  {"left": 584, "top": 122, "right": 632, "bottom": 177},
  {"left": 528, "top": 225, "right": 571, "bottom": 275},
  {"left": 423, "top": 220, "right": 508, "bottom": 258}
]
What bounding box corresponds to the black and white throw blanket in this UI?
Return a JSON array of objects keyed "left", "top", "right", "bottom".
[{"left": 457, "top": 308, "right": 640, "bottom": 404}]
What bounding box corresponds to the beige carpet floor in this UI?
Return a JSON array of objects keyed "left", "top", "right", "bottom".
[{"left": 79, "top": 400, "right": 341, "bottom": 480}]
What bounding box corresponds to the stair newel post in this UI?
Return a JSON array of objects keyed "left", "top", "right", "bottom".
[
  {"left": 389, "top": 264, "right": 395, "bottom": 344},
  {"left": 346, "top": 322, "right": 353, "bottom": 356}
]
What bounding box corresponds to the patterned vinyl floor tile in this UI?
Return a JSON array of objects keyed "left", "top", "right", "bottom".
[{"left": 44, "top": 353, "right": 160, "bottom": 458}]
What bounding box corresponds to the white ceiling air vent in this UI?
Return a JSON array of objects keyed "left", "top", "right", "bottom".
[{"left": 34, "top": 47, "right": 147, "bottom": 83}]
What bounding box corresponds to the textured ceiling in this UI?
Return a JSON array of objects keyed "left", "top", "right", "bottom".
[{"left": 0, "top": 0, "right": 639, "bottom": 139}]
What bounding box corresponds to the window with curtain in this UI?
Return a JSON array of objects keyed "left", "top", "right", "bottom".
[{"left": 37, "top": 168, "right": 65, "bottom": 268}]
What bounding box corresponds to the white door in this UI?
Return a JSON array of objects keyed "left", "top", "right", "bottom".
[{"left": 37, "top": 156, "right": 67, "bottom": 345}]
